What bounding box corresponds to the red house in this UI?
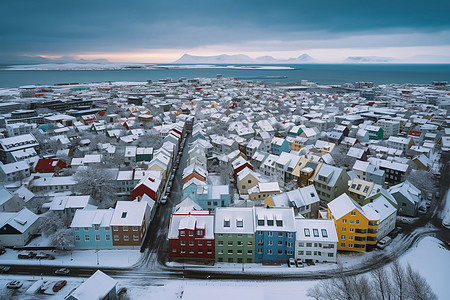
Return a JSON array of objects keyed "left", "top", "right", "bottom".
[
  {"left": 34, "top": 159, "right": 67, "bottom": 173},
  {"left": 168, "top": 212, "right": 215, "bottom": 260},
  {"left": 131, "top": 176, "right": 162, "bottom": 201},
  {"left": 231, "top": 156, "right": 254, "bottom": 179}
]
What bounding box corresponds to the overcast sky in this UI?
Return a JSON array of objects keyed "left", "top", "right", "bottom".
[{"left": 1, "top": 0, "right": 449, "bottom": 63}]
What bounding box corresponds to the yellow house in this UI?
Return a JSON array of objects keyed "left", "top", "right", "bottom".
[
  {"left": 291, "top": 157, "right": 322, "bottom": 188},
  {"left": 236, "top": 168, "right": 259, "bottom": 195},
  {"left": 327, "top": 193, "right": 379, "bottom": 252},
  {"left": 347, "top": 178, "right": 375, "bottom": 205}
]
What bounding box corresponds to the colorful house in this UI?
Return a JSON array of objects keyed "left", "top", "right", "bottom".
[
  {"left": 168, "top": 211, "right": 215, "bottom": 260},
  {"left": 314, "top": 164, "right": 350, "bottom": 203},
  {"left": 254, "top": 207, "right": 296, "bottom": 263},
  {"left": 327, "top": 194, "right": 379, "bottom": 252},
  {"left": 34, "top": 158, "right": 67, "bottom": 173},
  {"left": 365, "top": 125, "right": 384, "bottom": 140},
  {"left": 71, "top": 209, "right": 114, "bottom": 249},
  {"left": 214, "top": 207, "right": 255, "bottom": 263},
  {"left": 271, "top": 137, "right": 289, "bottom": 155}
]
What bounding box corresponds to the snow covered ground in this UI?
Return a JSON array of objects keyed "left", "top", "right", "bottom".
[
  {"left": 0, "top": 249, "right": 141, "bottom": 268},
  {"left": 441, "top": 189, "right": 450, "bottom": 228}
]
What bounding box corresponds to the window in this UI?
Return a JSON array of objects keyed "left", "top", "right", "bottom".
[
  {"left": 180, "top": 231, "right": 185, "bottom": 236},
  {"left": 85, "top": 235, "right": 90, "bottom": 241},
  {"left": 278, "top": 241, "right": 283, "bottom": 246},
  {"left": 328, "top": 253, "right": 334, "bottom": 257},
  {"left": 196, "top": 230, "right": 203, "bottom": 236},
  {"left": 341, "top": 235, "right": 346, "bottom": 240},
  {"left": 218, "top": 241, "right": 223, "bottom": 246},
  {"left": 228, "top": 241, "right": 233, "bottom": 246},
  {"left": 248, "top": 241, "right": 253, "bottom": 246},
  {"left": 278, "top": 232, "right": 283, "bottom": 237},
  {"left": 74, "top": 227, "right": 79, "bottom": 231},
  {"left": 114, "top": 235, "right": 119, "bottom": 241},
  {"left": 133, "top": 234, "right": 139, "bottom": 241},
  {"left": 267, "top": 219, "right": 274, "bottom": 226},
  {"left": 124, "top": 234, "right": 129, "bottom": 241},
  {"left": 189, "top": 241, "right": 194, "bottom": 246},
  {"left": 298, "top": 250, "right": 304, "bottom": 255},
  {"left": 133, "top": 226, "right": 138, "bottom": 231},
  {"left": 218, "top": 250, "right": 223, "bottom": 254},
  {"left": 351, "top": 211, "right": 356, "bottom": 216},
  {"left": 342, "top": 227, "right": 346, "bottom": 232},
  {"left": 268, "top": 240, "right": 273, "bottom": 246},
  {"left": 349, "top": 244, "right": 353, "bottom": 248},
  {"left": 198, "top": 241, "right": 203, "bottom": 246},
  {"left": 349, "top": 236, "right": 353, "bottom": 240},
  {"left": 75, "top": 235, "right": 80, "bottom": 241},
  {"left": 237, "top": 241, "right": 243, "bottom": 246},
  {"left": 299, "top": 242, "right": 304, "bottom": 247},
  {"left": 247, "top": 249, "right": 253, "bottom": 255},
  {"left": 95, "top": 235, "right": 100, "bottom": 241},
  {"left": 267, "top": 249, "right": 273, "bottom": 255},
  {"left": 172, "top": 248, "right": 176, "bottom": 253},
  {"left": 189, "top": 231, "right": 194, "bottom": 236},
  {"left": 313, "top": 229, "right": 319, "bottom": 237},
  {"left": 237, "top": 249, "right": 243, "bottom": 254},
  {"left": 286, "top": 242, "right": 293, "bottom": 248},
  {"left": 248, "top": 179, "right": 252, "bottom": 183},
  {"left": 321, "top": 229, "right": 328, "bottom": 238},
  {"left": 258, "top": 219, "right": 265, "bottom": 226},
  {"left": 198, "top": 249, "right": 203, "bottom": 254},
  {"left": 189, "top": 249, "right": 194, "bottom": 254},
  {"left": 306, "top": 242, "right": 312, "bottom": 247},
  {"left": 276, "top": 220, "right": 283, "bottom": 227},
  {"left": 350, "top": 220, "right": 354, "bottom": 224},
  {"left": 258, "top": 249, "right": 263, "bottom": 254},
  {"left": 304, "top": 228, "right": 310, "bottom": 237},
  {"left": 228, "top": 249, "right": 233, "bottom": 254},
  {"left": 105, "top": 227, "right": 110, "bottom": 231},
  {"left": 268, "top": 232, "right": 273, "bottom": 237},
  {"left": 341, "top": 243, "right": 345, "bottom": 247},
  {"left": 342, "top": 219, "right": 347, "bottom": 224},
  {"left": 236, "top": 219, "right": 243, "bottom": 228},
  {"left": 123, "top": 226, "right": 128, "bottom": 231},
  {"left": 207, "top": 241, "right": 212, "bottom": 246},
  {"left": 181, "top": 241, "right": 185, "bottom": 246},
  {"left": 94, "top": 224, "right": 100, "bottom": 231},
  {"left": 350, "top": 228, "right": 354, "bottom": 232},
  {"left": 106, "top": 235, "right": 110, "bottom": 241},
  {"left": 84, "top": 227, "right": 89, "bottom": 231},
  {"left": 356, "top": 220, "right": 360, "bottom": 225},
  {"left": 181, "top": 248, "right": 186, "bottom": 253},
  {"left": 306, "top": 251, "right": 311, "bottom": 255},
  {"left": 287, "top": 232, "right": 294, "bottom": 238},
  {"left": 121, "top": 211, "right": 127, "bottom": 218}
]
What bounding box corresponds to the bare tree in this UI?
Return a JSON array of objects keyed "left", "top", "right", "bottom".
[
  {"left": 404, "top": 169, "right": 438, "bottom": 196},
  {"left": 405, "top": 264, "right": 437, "bottom": 300},
  {"left": 51, "top": 228, "right": 74, "bottom": 250},
  {"left": 371, "top": 266, "right": 393, "bottom": 300},
  {"left": 332, "top": 145, "right": 356, "bottom": 170},
  {"left": 391, "top": 260, "right": 407, "bottom": 300},
  {"left": 73, "top": 167, "right": 116, "bottom": 208}
]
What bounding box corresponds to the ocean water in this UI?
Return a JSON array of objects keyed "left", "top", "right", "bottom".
[{"left": 0, "top": 64, "right": 449, "bottom": 88}]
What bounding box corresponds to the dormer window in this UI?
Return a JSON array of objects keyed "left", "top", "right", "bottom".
[
  {"left": 304, "top": 228, "right": 310, "bottom": 237},
  {"left": 196, "top": 230, "right": 203, "bottom": 236},
  {"left": 121, "top": 211, "right": 127, "bottom": 218},
  {"left": 258, "top": 218, "right": 264, "bottom": 226},
  {"left": 276, "top": 220, "right": 283, "bottom": 227},
  {"left": 267, "top": 219, "right": 274, "bottom": 226},
  {"left": 224, "top": 219, "right": 230, "bottom": 227},
  {"left": 236, "top": 219, "right": 243, "bottom": 228}
]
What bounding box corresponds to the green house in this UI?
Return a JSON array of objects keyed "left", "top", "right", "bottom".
[
  {"left": 366, "top": 125, "right": 384, "bottom": 140},
  {"left": 214, "top": 207, "right": 255, "bottom": 263}
]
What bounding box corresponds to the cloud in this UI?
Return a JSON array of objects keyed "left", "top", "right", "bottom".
[{"left": 1, "top": 0, "right": 449, "bottom": 60}]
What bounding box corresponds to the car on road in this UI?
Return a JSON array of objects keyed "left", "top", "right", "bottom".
[
  {"left": 418, "top": 205, "right": 427, "bottom": 214},
  {"left": 160, "top": 196, "right": 168, "bottom": 204},
  {"left": 55, "top": 268, "right": 70, "bottom": 275},
  {"left": 0, "top": 265, "right": 10, "bottom": 273},
  {"left": 377, "top": 236, "right": 392, "bottom": 249},
  {"left": 295, "top": 259, "right": 304, "bottom": 268},
  {"left": 18, "top": 251, "right": 36, "bottom": 259},
  {"left": 6, "top": 280, "right": 23, "bottom": 289},
  {"left": 288, "top": 258, "right": 296, "bottom": 267},
  {"left": 52, "top": 280, "right": 67, "bottom": 292}
]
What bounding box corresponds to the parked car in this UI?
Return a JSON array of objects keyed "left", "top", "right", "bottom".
[
  {"left": 377, "top": 236, "right": 393, "bottom": 249},
  {"left": 288, "top": 258, "right": 296, "bottom": 267},
  {"left": 18, "top": 251, "right": 36, "bottom": 259},
  {"left": 0, "top": 265, "right": 10, "bottom": 273},
  {"left": 7, "top": 280, "right": 23, "bottom": 289},
  {"left": 55, "top": 268, "right": 70, "bottom": 275},
  {"left": 35, "top": 252, "right": 49, "bottom": 259},
  {"left": 389, "top": 227, "right": 402, "bottom": 238},
  {"left": 295, "top": 259, "right": 304, "bottom": 268},
  {"left": 40, "top": 281, "right": 53, "bottom": 293},
  {"left": 160, "top": 195, "right": 168, "bottom": 205},
  {"left": 52, "top": 280, "right": 67, "bottom": 292}
]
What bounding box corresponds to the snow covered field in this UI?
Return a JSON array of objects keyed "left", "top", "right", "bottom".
[{"left": 0, "top": 249, "right": 141, "bottom": 268}]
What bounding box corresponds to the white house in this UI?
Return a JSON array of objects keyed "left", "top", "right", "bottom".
[
  {"left": 0, "top": 208, "right": 40, "bottom": 246},
  {"left": 294, "top": 218, "right": 338, "bottom": 263}
]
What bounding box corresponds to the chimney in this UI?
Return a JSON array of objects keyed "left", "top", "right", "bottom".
[{"left": 132, "top": 168, "right": 136, "bottom": 180}]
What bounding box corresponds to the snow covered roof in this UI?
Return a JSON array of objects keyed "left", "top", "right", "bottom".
[
  {"left": 49, "top": 195, "right": 91, "bottom": 211},
  {"left": 254, "top": 207, "right": 296, "bottom": 232},
  {"left": 215, "top": 207, "right": 255, "bottom": 234},
  {"left": 174, "top": 197, "right": 203, "bottom": 214},
  {"left": 14, "top": 186, "right": 34, "bottom": 202},
  {"left": 364, "top": 196, "right": 397, "bottom": 223},
  {"left": 0, "top": 160, "right": 30, "bottom": 175},
  {"left": 328, "top": 193, "right": 379, "bottom": 221},
  {"left": 388, "top": 180, "right": 421, "bottom": 205},
  {"left": 0, "top": 208, "right": 39, "bottom": 233},
  {"left": 110, "top": 201, "right": 148, "bottom": 226},
  {"left": 295, "top": 218, "right": 338, "bottom": 243},
  {"left": 168, "top": 213, "right": 214, "bottom": 239},
  {"left": 70, "top": 208, "right": 113, "bottom": 228},
  {"left": 67, "top": 270, "right": 117, "bottom": 300}
]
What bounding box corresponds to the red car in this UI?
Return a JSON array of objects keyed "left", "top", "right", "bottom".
[{"left": 52, "top": 280, "right": 67, "bottom": 292}]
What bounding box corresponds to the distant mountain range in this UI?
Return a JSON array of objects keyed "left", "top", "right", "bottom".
[
  {"left": 174, "top": 53, "right": 316, "bottom": 64},
  {"left": 344, "top": 56, "right": 394, "bottom": 63}
]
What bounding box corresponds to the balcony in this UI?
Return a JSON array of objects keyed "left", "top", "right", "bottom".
[{"left": 355, "top": 229, "right": 366, "bottom": 234}]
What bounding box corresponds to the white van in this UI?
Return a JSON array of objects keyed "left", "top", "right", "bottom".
[{"left": 377, "top": 236, "right": 392, "bottom": 249}]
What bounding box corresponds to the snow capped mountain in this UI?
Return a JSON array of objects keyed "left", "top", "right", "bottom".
[
  {"left": 344, "top": 56, "right": 394, "bottom": 63},
  {"left": 174, "top": 53, "right": 317, "bottom": 64}
]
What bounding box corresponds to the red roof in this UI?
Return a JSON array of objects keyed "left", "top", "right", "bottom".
[
  {"left": 408, "top": 130, "right": 422, "bottom": 137},
  {"left": 35, "top": 159, "right": 66, "bottom": 172}
]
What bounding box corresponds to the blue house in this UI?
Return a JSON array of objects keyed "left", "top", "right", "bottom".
[
  {"left": 254, "top": 207, "right": 296, "bottom": 263},
  {"left": 271, "top": 137, "right": 289, "bottom": 155},
  {"left": 70, "top": 209, "right": 114, "bottom": 249},
  {"left": 182, "top": 181, "right": 230, "bottom": 212}
]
